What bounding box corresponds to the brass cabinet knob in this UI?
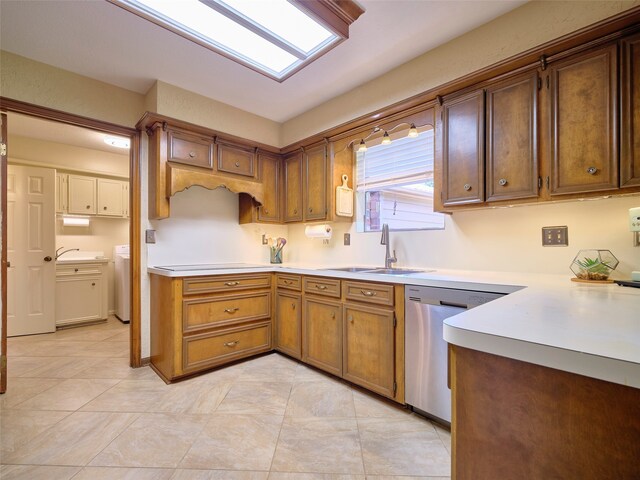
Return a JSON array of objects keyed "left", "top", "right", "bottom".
[
  {"left": 292, "top": 303, "right": 296, "bottom": 309},
  {"left": 235, "top": 162, "right": 240, "bottom": 167},
  {"left": 315, "top": 284, "right": 327, "bottom": 290},
  {"left": 361, "top": 290, "right": 376, "bottom": 297},
  {"left": 224, "top": 340, "right": 239, "bottom": 347},
  {"left": 463, "top": 184, "right": 472, "bottom": 191},
  {"left": 348, "top": 315, "right": 353, "bottom": 322},
  {"left": 223, "top": 307, "right": 239, "bottom": 313},
  {"left": 293, "top": 209, "right": 298, "bottom": 214},
  {"left": 189, "top": 151, "right": 196, "bottom": 158},
  {"left": 586, "top": 166, "right": 598, "bottom": 175},
  {"left": 224, "top": 281, "right": 240, "bottom": 286},
  {"left": 263, "top": 208, "right": 269, "bottom": 215},
  {"left": 498, "top": 178, "right": 508, "bottom": 186},
  {"left": 309, "top": 207, "right": 313, "bottom": 213}
]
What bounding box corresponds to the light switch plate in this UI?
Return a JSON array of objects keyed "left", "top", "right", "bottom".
[
  {"left": 630, "top": 207, "right": 640, "bottom": 232},
  {"left": 344, "top": 233, "right": 351, "bottom": 246},
  {"left": 145, "top": 229, "right": 156, "bottom": 244},
  {"left": 542, "top": 226, "right": 568, "bottom": 246}
]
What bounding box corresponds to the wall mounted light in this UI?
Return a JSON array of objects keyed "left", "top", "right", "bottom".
[
  {"left": 357, "top": 139, "right": 367, "bottom": 153},
  {"left": 408, "top": 123, "right": 419, "bottom": 138},
  {"left": 381, "top": 132, "right": 391, "bottom": 145},
  {"left": 104, "top": 136, "right": 130, "bottom": 149},
  {"left": 62, "top": 216, "right": 90, "bottom": 227},
  {"left": 352, "top": 121, "right": 422, "bottom": 152}
]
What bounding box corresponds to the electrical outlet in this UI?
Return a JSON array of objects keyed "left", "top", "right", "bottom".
[
  {"left": 344, "top": 233, "right": 351, "bottom": 246},
  {"left": 145, "top": 229, "right": 156, "bottom": 244},
  {"left": 322, "top": 239, "right": 330, "bottom": 246},
  {"left": 261, "top": 234, "right": 268, "bottom": 245},
  {"left": 542, "top": 226, "right": 568, "bottom": 246}
]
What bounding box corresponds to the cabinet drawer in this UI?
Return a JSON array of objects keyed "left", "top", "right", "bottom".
[
  {"left": 183, "top": 322, "right": 271, "bottom": 372},
  {"left": 168, "top": 129, "right": 214, "bottom": 169},
  {"left": 56, "top": 263, "right": 103, "bottom": 277},
  {"left": 183, "top": 292, "right": 271, "bottom": 332},
  {"left": 217, "top": 141, "right": 255, "bottom": 178},
  {"left": 276, "top": 274, "right": 302, "bottom": 291},
  {"left": 303, "top": 276, "right": 341, "bottom": 298},
  {"left": 344, "top": 281, "right": 394, "bottom": 307},
  {"left": 183, "top": 274, "right": 271, "bottom": 295}
]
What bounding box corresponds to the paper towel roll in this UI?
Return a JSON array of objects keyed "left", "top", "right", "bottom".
[{"left": 305, "top": 224, "right": 332, "bottom": 239}]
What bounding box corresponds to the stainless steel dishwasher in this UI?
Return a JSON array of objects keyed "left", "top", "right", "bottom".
[{"left": 405, "top": 285, "right": 504, "bottom": 425}]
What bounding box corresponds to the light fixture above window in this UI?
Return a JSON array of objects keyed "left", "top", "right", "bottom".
[
  {"left": 104, "top": 136, "right": 130, "bottom": 149},
  {"left": 109, "top": 0, "right": 364, "bottom": 82}
]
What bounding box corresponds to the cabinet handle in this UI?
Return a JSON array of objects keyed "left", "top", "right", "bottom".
[
  {"left": 309, "top": 207, "right": 313, "bottom": 213},
  {"left": 315, "top": 284, "right": 327, "bottom": 290},
  {"left": 103, "top": 206, "right": 107, "bottom": 210},
  {"left": 235, "top": 162, "right": 240, "bottom": 167},
  {"left": 44, "top": 256, "right": 52, "bottom": 262},
  {"left": 86, "top": 205, "right": 91, "bottom": 209},
  {"left": 330, "top": 312, "right": 335, "bottom": 318},
  {"left": 293, "top": 209, "right": 298, "bottom": 215},
  {"left": 224, "top": 281, "right": 240, "bottom": 286},
  {"left": 292, "top": 303, "right": 296, "bottom": 310},
  {"left": 224, "top": 340, "right": 239, "bottom": 347},
  {"left": 223, "top": 307, "right": 239, "bottom": 313},
  {"left": 189, "top": 151, "right": 196, "bottom": 158},
  {"left": 91, "top": 282, "right": 95, "bottom": 286},
  {"left": 263, "top": 208, "right": 269, "bottom": 215},
  {"left": 348, "top": 315, "right": 353, "bottom": 322},
  {"left": 498, "top": 178, "right": 508, "bottom": 186},
  {"left": 463, "top": 184, "right": 471, "bottom": 191},
  {"left": 586, "top": 166, "right": 598, "bottom": 175},
  {"left": 361, "top": 290, "right": 376, "bottom": 297},
  {"left": 74, "top": 268, "right": 79, "bottom": 272}
]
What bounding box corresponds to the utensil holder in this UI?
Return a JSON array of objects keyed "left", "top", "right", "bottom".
[{"left": 270, "top": 247, "right": 282, "bottom": 264}]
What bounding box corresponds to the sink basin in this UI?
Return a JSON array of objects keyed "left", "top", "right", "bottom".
[
  {"left": 321, "top": 267, "right": 375, "bottom": 272},
  {"left": 366, "top": 268, "right": 431, "bottom": 275}
]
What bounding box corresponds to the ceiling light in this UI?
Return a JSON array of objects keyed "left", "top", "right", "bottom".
[
  {"left": 104, "top": 136, "right": 130, "bottom": 149},
  {"left": 381, "top": 132, "right": 391, "bottom": 145},
  {"left": 357, "top": 140, "right": 367, "bottom": 153},
  {"left": 408, "top": 124, "right": 419, "bottom": 138}
]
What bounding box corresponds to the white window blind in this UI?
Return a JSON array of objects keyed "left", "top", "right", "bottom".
[{"left": 355, "top": 127, "right": 444, "bottom": 232}]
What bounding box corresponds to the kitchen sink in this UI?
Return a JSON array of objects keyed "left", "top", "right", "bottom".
[
  {"left": 321, "top": 267, "right": 376, "bottom": 272},
  {"left": 367, "top": 268, "right": 431, "bottom": 275}
]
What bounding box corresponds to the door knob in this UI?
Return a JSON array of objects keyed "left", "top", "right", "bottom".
[{"left": 44, "top": 256, "right": 52, "bottom": 262}]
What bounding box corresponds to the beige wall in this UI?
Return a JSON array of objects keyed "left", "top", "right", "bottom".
[
  {"left": 281, "top": 0, "right": 640, "bottom": 145},
  {"left": 148, "top": 81, "right": 281, "bottom": 147},
  {"left": 0, "top": 51, "right": 145, "bottom": 128}
]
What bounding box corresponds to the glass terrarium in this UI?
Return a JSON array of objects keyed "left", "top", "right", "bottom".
[{"left": 570, "top": 249, "right": 619, "bottom": 281}]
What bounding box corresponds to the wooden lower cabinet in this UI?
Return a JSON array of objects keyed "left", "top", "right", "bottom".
[
  {"left": 150, "top": 273, "right": 272, "bottom": 382},
  {"left": 275, "top": 291, "right": 302, "bottom": 359},
  {"left": 450, "top": 345, "right": 640, "bottom": 479},
  {"left": 343, "top": 303, "right": 396, "bottom": 398},
  {"left": 303, "top": 297, "right": 343, "bottom": 377}
]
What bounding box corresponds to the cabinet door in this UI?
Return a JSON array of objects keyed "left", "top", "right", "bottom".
[
  {"left": 55, "top": 173, "right": 68, "bottom": 213},
  {"left": 303, "top": 297, "right": 342, "bottom": 376},
  {"left": 217, "top": 140, "right": 256, "bottom": 178},
  {"left": 549, "top": 44, "right": 618, "bottom": 195},
  {"left": 275, "top": 291, "right": 302, "bottom": 359},
  {"left": 486, "top": 72, "right": 539, "bottom": 201},
  {"left": 621, "top": 33, "right": 640, "bottom": 188},
  {"left": 97, "top": 178, "right": 125, "bottom": 216},
  {"left": 68, "top": 175, "right": 96, "bottom": 214},
  {"left": 304, "top": 144, "right": 328, "bottom": 221},
  {"left": 284, "top": 151, "right": 303, "bottom": 222},
  {"left": 257, "top": 154, "right": 281, "bottom": 222},
  {"left": 55, "top": 276, "right": 103, "bottom": 326},
  {"left": 343, "top": 303, "right": 395, "bottom": 398},
  {"left": 442, "top": 90, "right": 485, "bottom": 206}
]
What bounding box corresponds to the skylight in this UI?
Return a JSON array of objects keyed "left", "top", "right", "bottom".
[{"left": 113, "top": 0, "right": 350, "bottom": 81}]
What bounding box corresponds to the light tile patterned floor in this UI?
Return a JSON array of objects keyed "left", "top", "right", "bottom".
[{"left": 0, "top": 318, "right": 451, "bottom": 479}]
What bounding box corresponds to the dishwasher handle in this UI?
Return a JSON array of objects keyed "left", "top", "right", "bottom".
[{"left": 439, "top": 300, "right": 469, "bottom": 309}]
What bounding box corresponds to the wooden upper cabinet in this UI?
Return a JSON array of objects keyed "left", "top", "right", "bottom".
[
  {"left": 486, "top": 72, "right": 539, "bottom": 202},
  {"left": 284, "top": 151, "right": 303, "bottom": 222},
  {"left": 549, "top": 44, "right": 618, "bottom": 195},
  {"left": 304, "top": 144, "right": 328, "bottom": 221},
  {"left": 167, "top": 129, "right": 214, "bottom": 169},
  {"left": 257, "top": 153, "right": 281, "bottom": 222},
  {"left": 442, "top": 90, "right": 485, "bottom": 206},
  {"left": 68, "top": 175, "right": 96, "bottom": 214},
  {"left": 217, "top": 140, "right": 256, "bottom": 178},
  {"left": 621, "top": 33, "right": 640, "bottom": 188}
]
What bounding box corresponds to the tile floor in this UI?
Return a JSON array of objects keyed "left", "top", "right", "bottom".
[{"left": 0, "top": 317, "right": 451, "bottom": 479}]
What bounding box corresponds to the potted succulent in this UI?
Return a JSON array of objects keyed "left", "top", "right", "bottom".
[{"left": 570, "top": 249, "right": 619, "bottom": 282}]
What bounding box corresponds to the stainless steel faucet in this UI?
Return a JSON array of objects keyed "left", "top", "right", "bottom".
[
  {"left": 55, "top": 247, "right": 79, "bottom": 260},
  {"left": 380, "top": 223, "right": 397, "bottom": 269}
]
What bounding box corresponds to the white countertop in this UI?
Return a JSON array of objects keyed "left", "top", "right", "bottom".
[
  {"left": 56, "top": 257, "right": 109, "bottom": 264},
  {"left": 147, "top": 263, "right": 640, "bottom": 389}
]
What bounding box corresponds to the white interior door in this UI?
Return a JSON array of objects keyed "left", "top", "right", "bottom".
[{"left": 7, "top": 165, "right": 56, "bottom": 336}]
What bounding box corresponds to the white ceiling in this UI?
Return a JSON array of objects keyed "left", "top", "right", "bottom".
[{"left": 0, "top": 0, "right": 526, "bottom": 123}]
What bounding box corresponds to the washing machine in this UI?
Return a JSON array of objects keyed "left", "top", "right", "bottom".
[{"left": 114, "top": 244, "right": 130, "bottom": 323}]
